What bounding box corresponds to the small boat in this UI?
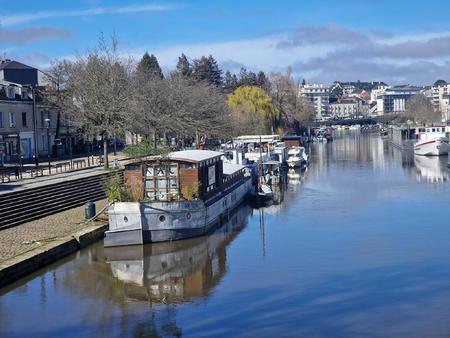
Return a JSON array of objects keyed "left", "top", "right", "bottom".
[
  {"left": 286, "top": 147, "right": 308, "bottom": 168},
  {"left": 262, "top": 160, "right": 283, "bottom": 186},
  {"left": 250, "top": 160, "right": 274, "bottom": 205},
  {"left": 414, "top": 126, "right": 450, "bottom": 156},
  {"left": 250, "top": 183, "right": 274, "bottom": 207}
]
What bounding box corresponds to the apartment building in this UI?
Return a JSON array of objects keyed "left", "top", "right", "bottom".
[
  {"left": 329, "top": 97, "right": 369, "bottom": 118},
  {"left": 374, "top": 85, "right": 422, "bottom": 116},
  {"left": 298, "top": 84, "right": 330, "bottom": 120},
  {"left": 0, "top": 80, "right": 59, "bottom": 163},
  {"left": 425, "top": 81, "right": 450, "bottom": 120}
]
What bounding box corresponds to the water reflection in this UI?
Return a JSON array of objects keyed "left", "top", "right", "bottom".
[
  {"left": 2, "top": 133, "right": 450, "bottom": 338},
  {"left": 414, "top": 155, "right": 450, "bottom": 183},
  {"left": 105, "top": 205, "right": 253, "bottom": 305},
  {"left": 315, "top": 132, "right": 450, "bottom": 185}
]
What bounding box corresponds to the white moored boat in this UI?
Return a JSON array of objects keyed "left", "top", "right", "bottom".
[
  {"left": 286, "top": 147, "right": 308, "bottom": 168},
  {"left": 414, "top": 126, "right": 450, "bottom": 156}
]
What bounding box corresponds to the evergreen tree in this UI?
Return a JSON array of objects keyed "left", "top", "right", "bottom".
[
  {"left": 238, "top": 67, "right": 257, "bottom": 86},
  {"left": 208, "top": 55, "right": 222, "bottom": 87},
  {"left": 256, "top": 71, "right": 270, "bottom": 92},
  {"left": 238, "top": 67, "right": 248, "bottom": 86},
  {"left": 137, "top": 52, "right": 163, "bottom": 79},
  {"left": 192, "top": 55, "right": 222, "bottom": 87},
  {"left": 231, "top": 74, "right": 238, "bottom": 89},
  {"left": 223, "top": 70, "right": 239, "bottom": 93},
  {"left": 192, "top": 56, "right": 210, "bottom": 83},
  {"left": 176, "top": 53, "right": 191, "bottom": 77},
  {"left": 247, "top": 71, "right": 257, "bottom": 86}
]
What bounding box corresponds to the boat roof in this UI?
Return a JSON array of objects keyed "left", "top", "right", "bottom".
[
  {"left": 233, "top": 135, "right": 279, "bottom": 143},
  {"left": 168, "top": 150, "right": 223, "bottom": 163},
  {"left": 263, "top": 160, "right": 281, "bottom": 166},
  {"left": 223, "top": 162, "right": 245, "bottom": 175}
]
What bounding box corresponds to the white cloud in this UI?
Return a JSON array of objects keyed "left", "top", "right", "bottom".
[
  {"left": 0, "top": 3, "right": 181, "bottom": 26},
  {"left": 127, "top": 34, "right": 336, "bottom": 73},
  {"left": 128, "top": 27, "right": 450, "bottom": 85}
]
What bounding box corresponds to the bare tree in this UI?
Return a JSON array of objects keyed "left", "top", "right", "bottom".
[
  {"left": 405, "top": 93, "right": 440, "bottom": 124},
  {"left": 270, "top": 68, "right": 314, "bottom": 132},
  {"left": 129, "top": 69, "right": 170, "bottom": 145},
  {"left": 64, "top": 35, "right": 132, "bottom": 168},
  {"left": 166, "top": 74, "right": 232, "bottom": 141}
]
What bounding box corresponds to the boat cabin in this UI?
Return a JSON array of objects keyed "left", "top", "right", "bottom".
[
  {"left": 281, "top": 135, "right": 303, "bottom": 148},
  {"left": 123, "top": 150, "right": 246, "bottom": 202},
  {"left": 415, "top": 126, "right": 450, "bottom": 140}
]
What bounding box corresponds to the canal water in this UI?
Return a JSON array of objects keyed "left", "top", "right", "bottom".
[{"left": 1, "top": 133, "right": 450, "bottom": 338}]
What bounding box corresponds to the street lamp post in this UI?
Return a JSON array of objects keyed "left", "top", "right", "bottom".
[{"left": 45, "top": 118, "right": 51, "bottom": 174}]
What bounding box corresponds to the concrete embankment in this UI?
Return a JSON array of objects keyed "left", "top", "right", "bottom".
[
  {"left": 0, "top": 223, "right": 107, "bottom": 288},
  {"left": 0, "top": 200, "right": 109, "bottom": 288}
]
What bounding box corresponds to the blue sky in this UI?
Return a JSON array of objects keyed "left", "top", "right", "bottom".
[{"left": 2, "top": 0, "right": 450, "bottom": 84}]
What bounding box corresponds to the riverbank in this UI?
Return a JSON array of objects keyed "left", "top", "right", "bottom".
[{"left": 0, "top": 199, "right": 109, "bottom": 288}]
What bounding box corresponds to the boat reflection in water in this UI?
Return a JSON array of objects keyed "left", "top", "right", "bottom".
[
  {"left": 104, "top": 204, "right": 253, "bottom": 304},
  {"left": 287, "top": 168, "right": 307, "bottom": 185},
  {"left": 414, "top": 155, "right": 450, "bottom": 183}
]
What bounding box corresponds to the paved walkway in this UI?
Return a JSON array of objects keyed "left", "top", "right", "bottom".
[
  {"left": 0, "top": 153, "right": 128, "bottom": 195},
  {"left": 1, "top": 151, "right": 128, "bottom": 182},
  {"left": 0, "top": 199, "right": 109, "bottom": 263}
]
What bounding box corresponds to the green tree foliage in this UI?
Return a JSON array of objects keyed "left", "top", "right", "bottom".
[
  {"left": 176, "top": 53, "right": 191, "bottom": 77},
  {"left": 123, "top": 138, "right": 168, "bottom": 159},
  {"left": 433, "top": 79, "right": 447, "bottom": 87},
  {"left": 137, "top": 52, "right": 163, "bottom": 79},
  {"left": 192, "top": 55, "right": 222, "bottom": 87},
  {"left": 223, "top": 70, "right": 238, "bottom": 93},
  {"left": 329, "top": 85, "right": 343, "bottom": 99},
  {"left": 228, "top": 85, "right": 280, "bottom": 135},
  {"left": 256, "top": 71, "right": 271, "bottom": 93},
  {"left": 208, "top": 55, "right": 222, "bottom": 87},
  {"left": 238, "top": 67, "right": 258, "bottom": 87}
]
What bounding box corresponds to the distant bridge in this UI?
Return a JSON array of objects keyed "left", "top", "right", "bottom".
[{"left": 310, "top": 116, "right": 395, "bottom": 127}]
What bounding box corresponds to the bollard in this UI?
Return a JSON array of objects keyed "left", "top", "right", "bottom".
[{"left": 85, "top": 200, "right": 96, "bottom": 220}]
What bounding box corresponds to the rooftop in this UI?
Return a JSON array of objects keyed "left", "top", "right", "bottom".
[
  {"left": 0, "top": 60, "right": 36, "bottom": 71},
  {"left": 223, "top": 162, "right": 245, "bottom": 175},
  {"left": 168, "top": 150, "right": 223, "bottom": 162}
]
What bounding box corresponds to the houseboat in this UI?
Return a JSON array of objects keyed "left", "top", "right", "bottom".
[
  {"left": 414, "top": 126, "right": 450, "bottom": 156},
  {"left": 105, "top": 150, "right": 253, "bottom": 247}
]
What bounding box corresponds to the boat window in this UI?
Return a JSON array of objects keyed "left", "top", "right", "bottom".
[
  {"left": 432, "top": 128, "right": 436, "bottom": 132},
  {"left": 181, "top": 163, "right": 196, "bottom": 169},
  {"left": 145, "top": 163, "right": 179, "bottom": 201}
]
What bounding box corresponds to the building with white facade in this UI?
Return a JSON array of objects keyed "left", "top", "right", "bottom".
[
  {"left": 298, "top": 84, "right": 329, "bottom": 120},
  {"left": 374, "top": 86, "right": 422, "bottom": 116},
  {"left": 329, "top": 98, "right": 369, "bottom": 118},
  {"left": 423, "top": 81, "right": 450, "bottom": 120},
  {"left": 369, "top": 84, "right": 390, "bottom": 103},
  {"left": 0, "top": 80, "right": 61, "bottom": 164}
]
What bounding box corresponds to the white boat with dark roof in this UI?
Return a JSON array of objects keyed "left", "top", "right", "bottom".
[{"left": 105, "top": 150, "right": 253, "bottom": 247}]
